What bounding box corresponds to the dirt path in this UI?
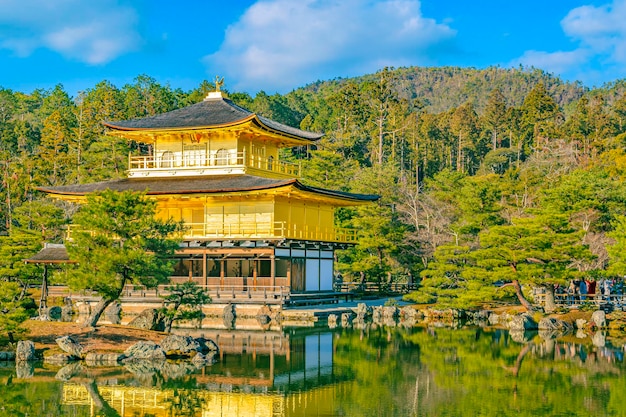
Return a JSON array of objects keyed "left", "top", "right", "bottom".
[{"left": 22, "top": 320, "right": 166, "bottom": 354}]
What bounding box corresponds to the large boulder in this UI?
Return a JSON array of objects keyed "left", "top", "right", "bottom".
[
  {"left": 128, "top": 309, "right": 166, "bottom": 331},
  {"left": 591, "top": 310, "right": 607, "bottom": 328},
  {"left": 160, "top": 335, "right": 200, "bottom": 357},
  {"left": 196, "top": 337, "right": 219, "bottom": 354},
  {"left": 508, "top": 313, "right": 538, "bottom": 331},
  {"left": 123, "top": 341, "right": 166, "bottom": 361},
  {"left": 84, "top": 352, "right": 124, "bottom": 366},
  {"left": 15, "top": 341, "right": 36, "bottom": 362},
  {"left": 55, "top": 335, "right": 84, "bottom": 358},
  {"left": 538, "top": 317, "right": 573, "bottom": 332}
]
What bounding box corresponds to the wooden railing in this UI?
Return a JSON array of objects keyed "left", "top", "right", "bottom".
[
  {"left": 336, "top": 282, "right": 419, "bottom": 294},
  {"left": 67, "top": 222, "right": 360, "bottom": 243},
  {"left": 534, "top": 292, "right": 626, "bottom": 309},
  {"left": 128, "top": 151, "right": 301, "bottom": 177},
  {"left": 48, "top": 283, "right": 292, "bottom": 304}
]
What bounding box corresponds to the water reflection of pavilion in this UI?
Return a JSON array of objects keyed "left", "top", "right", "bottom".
[{"left": 61, "top": 328, "right": 345, "bottom": 417}]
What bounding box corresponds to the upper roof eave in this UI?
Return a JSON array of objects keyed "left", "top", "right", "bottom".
[{"left": 103, "top": 97, "right": 323, "bottom": 142}]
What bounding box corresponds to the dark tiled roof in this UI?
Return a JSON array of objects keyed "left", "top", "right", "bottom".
[
  {"left": 36, "top": 175, "right": 379, "bottom": 202},
  {"left": 24, "top": 244, "right": 74, "bottom": 264},
  {"left": 37, "top": 175, "right": 294, "bottom": 195},
  {"left": 295, "top": 182, "right": 379, "bottom": 202},
  {"left": 104, "top": 97, "right": 322, "bottom": 141}
]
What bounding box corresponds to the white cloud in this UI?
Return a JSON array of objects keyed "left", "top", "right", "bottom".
[
  {"left": 511, "top": 0, "right": 626, "bottom": 83},
  {"left": 0, "top": 0, "right": 140, "bottom": 64},
  {"left": 203, "top": 0, "right": 455, "bottom": 93},
  {"left": 515, "top": 49, "right": 589, "bottom": 75},
  {"left": 562, "top": 0, "right": 626, "bottom": 62}
]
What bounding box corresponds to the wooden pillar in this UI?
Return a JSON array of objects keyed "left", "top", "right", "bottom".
[
  {"left": 270, "top": 255, "right": 276, "bottom": 287},
  {"left": 220, "top": 259, "right": 225, "bottom": 288},
  {"left": 203, "top": 251, "right": 207, "bottom": 287},
  {"left": 286, "top": 268, "right": 291, "bottom": 289},
  {"left": 39, "top": 264, "right": 49, "bottom": 316},
  {"left": 253, "top": 259, "right": 258, "bottom": 287}
]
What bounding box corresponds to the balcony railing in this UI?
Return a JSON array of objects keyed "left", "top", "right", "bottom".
[
  {"left": 67, "top": 221, "right": 359, "bottom": 244},
  {"left": 128, "top": 150, "right": 301, "bottom": 178},
  {"left": 182, "top": 221, "right": 358, "bottom": 243}
]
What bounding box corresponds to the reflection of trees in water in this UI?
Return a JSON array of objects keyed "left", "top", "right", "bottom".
[
  {"left": 396, "top": 327, "right": 626, "bottom": 416},
  {"left": 332, "top": 326, "right": 425, "bottom": 417}
]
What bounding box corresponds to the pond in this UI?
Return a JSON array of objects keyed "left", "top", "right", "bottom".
[{"left": 1, "top": 325, "right": 625, "bottom": 417}]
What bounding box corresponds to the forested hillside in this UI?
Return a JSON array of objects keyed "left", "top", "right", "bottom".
[{"left": 3, "top": 66, "right": 626, "bottom": 309}]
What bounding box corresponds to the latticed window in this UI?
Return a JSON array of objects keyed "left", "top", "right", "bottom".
[{"left": 215, "top": 148, "right": 229, "bottom": 165}]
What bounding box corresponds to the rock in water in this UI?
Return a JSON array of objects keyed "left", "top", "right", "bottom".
[
  {"left": 55, "top": 335, "right": 84, "bottom": 358},
  {"left": 196, "top": 337, "right": 219, "bottom": 354},
  {"left": 16, "top": 341, "right": 36, "bottom": 362},
  {"left": 508, "top": 313, "right": 538, "bottom": 331},
  {"left": 538, "top": 317, "right": 573, "bottom": 331},
  {"left": 123, "top": 341, "right": 166, "bottom": 361},
  {"left": 160, "top": 335, "right": 200, "bottom": 357},
  {"left": 591, "top": 310, "right": 607, "bottom": 328}
]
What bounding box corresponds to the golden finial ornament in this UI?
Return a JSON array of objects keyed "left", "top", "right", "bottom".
[{"left": 214, "top": 76, "right": 224, "bottom": 92}]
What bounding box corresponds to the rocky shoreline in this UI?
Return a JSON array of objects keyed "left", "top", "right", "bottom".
[{"left": 4, "top": 303, "right": 626, "bottom": 369}]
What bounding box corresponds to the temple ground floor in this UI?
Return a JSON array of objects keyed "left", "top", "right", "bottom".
[{"left": 167, "top": 239, "right": 342, "bottom": 294}]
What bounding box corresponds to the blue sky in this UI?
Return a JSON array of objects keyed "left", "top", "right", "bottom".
[{"left": 0, "top": 0, "right": 624, "bottom": 97}]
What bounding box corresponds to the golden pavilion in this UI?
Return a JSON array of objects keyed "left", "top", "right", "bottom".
[{"left": 38, "top": 89, "right": 377, "bottom": 300}]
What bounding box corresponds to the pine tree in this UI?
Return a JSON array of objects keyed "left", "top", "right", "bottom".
[{"left": 65, "top": 190, "right": 183, "bottom": 327}]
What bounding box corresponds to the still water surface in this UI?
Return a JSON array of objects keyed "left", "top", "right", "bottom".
[{"left": 1, "top": 325, "right": 626, "bottom": 417}]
